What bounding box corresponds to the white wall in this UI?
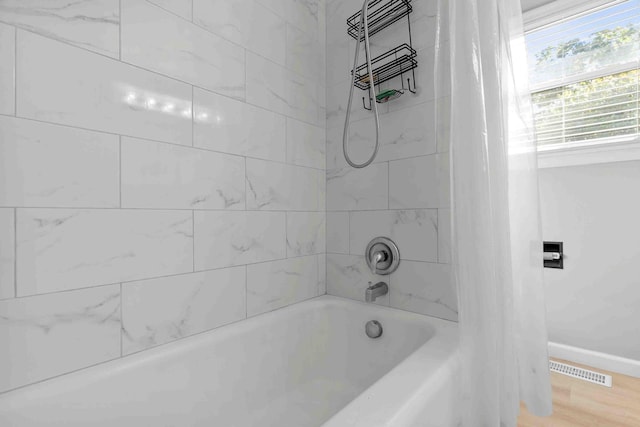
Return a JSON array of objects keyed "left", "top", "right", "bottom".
[
  {"left": 539, "top": 161, "right": 640, "bottom": 361},
  {"left": 324, "top": 0, "right": 457, "bottom": 321},
  {"left": 0, "top": 0, "right": 326, "bottom": 393}
]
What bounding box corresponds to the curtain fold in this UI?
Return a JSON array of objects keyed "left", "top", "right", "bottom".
[{"left": 435, "top": 0, "right": 553, "bottom": 425}]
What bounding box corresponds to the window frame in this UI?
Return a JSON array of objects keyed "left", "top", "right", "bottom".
[{"left": 523, "top": 0, "right": 640, "bottom": 168}]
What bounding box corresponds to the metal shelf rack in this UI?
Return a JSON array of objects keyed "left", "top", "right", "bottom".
[
  {"left": 347, "top": 0, "right": 417, "bottom": 110},
  {"left": 353, "top": 43, "right": 417, "bottom": 91},
  {"left": 347, "top": 0, "right": 413, "bottom": 41}
]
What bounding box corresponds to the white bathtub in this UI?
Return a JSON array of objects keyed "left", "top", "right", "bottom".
[{"left": 0, "top": 296, "right": 458, "bottom": 427}]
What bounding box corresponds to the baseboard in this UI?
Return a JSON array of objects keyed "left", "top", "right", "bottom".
[{"left": 549, "top": 342, "right": 640, "bottom": 379}]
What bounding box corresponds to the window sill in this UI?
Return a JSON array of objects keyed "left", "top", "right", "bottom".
[{"left": 537, "top": 139, "right": 640, "bottom": 168}]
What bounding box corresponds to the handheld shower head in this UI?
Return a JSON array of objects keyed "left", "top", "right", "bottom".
[{"left": 343, "top": 0, "right": 380, "bottom": 169}]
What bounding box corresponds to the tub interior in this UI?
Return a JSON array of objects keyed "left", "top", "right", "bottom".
[{"left": 0, "top": 297, "right": 436, "bottom": 427}]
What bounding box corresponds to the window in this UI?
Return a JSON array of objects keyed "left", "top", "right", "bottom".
[{"left": 525, "top": 0, "right": 640, "bottom": 158}]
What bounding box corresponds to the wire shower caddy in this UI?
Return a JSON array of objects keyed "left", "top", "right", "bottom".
[{"left": 347, "top": 0, "right": 418, "bottom": 110}]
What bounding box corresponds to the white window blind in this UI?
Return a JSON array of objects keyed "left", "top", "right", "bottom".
[{"left": 525, "top": 0, "right": 640, "bottom": 147}]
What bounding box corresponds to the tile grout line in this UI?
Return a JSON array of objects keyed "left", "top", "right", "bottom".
[
  {"left": 119, "top": 282, "right": 123, "bottom": 357},
  {"left": 325, "top": 252, "right": 443, "bottom": 266},
  {"left": 436, "top": 209, "right": 440, "bottom": 263},
  {"left": 13, "top": 26, "right": 17, "bottom": 117},
  {"left": 118, "top": 136, "right": 122, "bottom": 208},
  {"left": 284, "top": 210, "right": 288, "bottom": 256},
  {"left": 2, "top": 302, "right": 268, "bottom": 395},
  {"left": 141, "top": 0, "right": 189, "bottom": 22},
  {"left": 387, "top": 161, "right": 390, "bottom": 210},
  {"left": 13, "top": 208, "right": 17, "bottom": 298},
  {"left": 192, "top": 210, "right": 195, "bottom": 272},
  {"left": 244, "top": 157, "right": 248, "bottom": 210},
  {"left": 118, "top": 0, "right": 122, "bottom": 60},
  {"left": 244, "top": 264, "right": 248, "bottom": 319},
  {"left": 244, "top": 43, "right": 247, "bottom": 103},
  {"left": 0, "top": 113, "right": 326, "bottom": 172},
  {"left": 146, "top": 0, "right": 311, "bottom": 58},
  {"left": 347, "top": 210, "right": 351, "bottom": 254},
  {"left": 0, "top": 205, "right": 342, "bottom": 213},
  {"left": 4, "top": 253, "right": 323, "bottom": 302},
  {"left": 13, "top": 26, "right": 323, "bottom": 128}
]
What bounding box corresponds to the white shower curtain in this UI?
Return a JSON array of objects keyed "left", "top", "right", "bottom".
[{"left": 435, "top": 0, "right": 553, "bottom": 425}]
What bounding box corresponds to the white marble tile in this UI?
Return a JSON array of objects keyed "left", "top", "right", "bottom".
[
  {"left": 335, "top": 117, "right": 386, "bottom": 168},
  {"left": 325, "top": 79, "right": 386, "bottom": 130},
  {"left": 286, "top": 23, "right": 323, "bottom": 81},
  {"left": 324, "top": 125, "right": 367, "bottom": 171},
  {"left": 0, "top": 209, "right": 15, "bottom": 300},
  {"left": 438, "top": 208, "right": 451, "bottom": 264},
  {"left": 16, "top": 209, "right": 193, "bottom": 296},
  {"left": 148, "top": 0, "right": 192, "bottom": 20},
  {"left": 121, "top": 137, "right": 245, "bottom": 210},
  {"left": 436, "top": 96, "right": 451, "bottom": 153},
  {"left": 246, "top": 52, "right": 319, "bottom": 125},
  {"left": 317, "top": 79, "right": 327, "bottom": 129},
  {"left": 390, "top": 261, "right": 457, "bottom": 321},
  {"left": 349, "top": 209, "right": 438, "bottom": 262},
  {"left": 194, "top": 211, "right": 285, "bottom": 270},
  {"left": 0, "top": 284, "right": 121, "bottom": 393},
  {"left": 326, "top": 35, "right": 350, "bottom": 86},
  {"left": 121, "top": 0, "right": 245, "bottom": 100},
  {"left": 0, "top": 116, "right": 119, "bottom": 208},
  {"left": 246, "top": 159, "right": 319, "bottom": 211},
  {"left": 386, "top": 45, "right": 449, "bottom": 113},
  {"left": 258, "top": 0, "right": 321, "bottom": 35},
  {"left": 379, "top": 101, "right": 437, "bottom": 159},
  {"left": 193, "top": 0, "right": 286, "bottom": 66},
  {"left": 389, "top": 153, "right": 450, "bottom": 209},
  {"left": 325, "top": 125, "right": 345, "bottom": 170},
  {"left": 318, "top": 0, "right": 326, "bottom": 50},
  {"left": 16, "top": 30, "right": 192, "bottom": 146},
  {"left": 326, "top": 211, "right": 349, "bottom": 254},
  {"left": 326, "top": 253, "right": 389, "bottom": 305},
  {"left": 331, "top": 101, "right": 437, "bottom": 168},
  {"left": 292, "top": 0, "right": 322, "bottom": 33},
  {"left": 286, "top": 211, "right": 325, "bottom": 256},
  {"left": 326, "top": 0, "right": 355, "bottom": 16},
  {"left": 317, "top": 168, "right": 326, "bottom": 211},
  {"left": 193, "top": 87, "right": 286, "bottom": 162},
  {"left": 244, "top": 50, "right": 300, "bottom": 119},
  {"left": 0, "top": 23, "right": 15, "bottom": 115},
  {"left": 326, "top": 163, "right": 388, "bottom": 211},
  {"left": 286, "top": 118, "right": 325, "bottom": 169},
  {"left": 366, "top": 0, "right": 437, "bottom": 54},
  {"left": 390, "top": 155, "right": 437, "bottom": 209},
  {"left": 326, "top": 0, "right": 359, "bottom": 36},
  {"left": 122, "top": 266, "right": 246, "bottom": 355},
  {"left": 246, "top": 255, "right": 317, "bottom": 316},
  {"left": 318, "top": 254, "right": 326, "bottom": 295},
  {"left": 0, "top": 0, "right": 119, "bottom": 58}
]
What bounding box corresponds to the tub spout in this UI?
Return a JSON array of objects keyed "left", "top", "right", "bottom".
[{"left": 365, "top": 281, "right": 388, "bottom": 303}]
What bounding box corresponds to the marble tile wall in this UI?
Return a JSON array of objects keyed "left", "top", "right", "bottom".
[
  {"left": 0, "top": 0, "right": 326, "bottom": 393},
  {"left": 325, "top": 0, "right": 457, "bottom": 321}
]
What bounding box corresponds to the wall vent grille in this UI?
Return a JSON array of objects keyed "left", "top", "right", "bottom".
[{"left": 549, "top": 360, "right": 612, "bottom": 387}]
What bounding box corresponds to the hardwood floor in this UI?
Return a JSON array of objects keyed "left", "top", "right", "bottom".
[{"left": 518, "top": 359, "right": 640, "bottom": 426}]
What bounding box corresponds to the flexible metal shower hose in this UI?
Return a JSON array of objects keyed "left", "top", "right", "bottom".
[{"left": 342, "top": 0, "right": 380, "bottom": 169}]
